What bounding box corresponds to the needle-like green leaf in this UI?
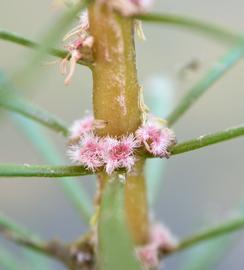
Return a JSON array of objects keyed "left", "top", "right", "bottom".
[
  {"left": 13, "top": 115, "right": 92, "bottom": 223},
  {"left": 172, "top": 215, "right": 244, "bottom": 253},
  {"left": 167, "top": 44, "right": 244, "bottom": 126},
  {"left": 136, "top": 13, "right": 241, "bottom": 44},
  {"left": 0, "top": 30, "right": 91, "bottom": 68},
  {"left": 0, "top": 164, "right": 91, "bottom": 178},
  {"left": 0, "top": 72, "right": 69, "bottom": 136}
]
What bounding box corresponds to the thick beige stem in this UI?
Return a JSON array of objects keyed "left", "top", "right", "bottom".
[
  {"left": 89, "top": 3, "right": 149, "bottom": 245},
  {"left": 89, "top": 3, "right": 141, "bottom": 136}
]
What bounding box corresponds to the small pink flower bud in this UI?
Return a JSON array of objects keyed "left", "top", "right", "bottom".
[
  {"left": 136, "top": 223, "right": 177, "bottom": 269},
  {"left": 102, "top": 134, "right": 139, "bottom": 174},
  {"left": 69, "top": 116, "right": 106, "bottom": 141},
  {"left": 69, "top": 116, "right": 94, "bottom": 140},
  {"left": 136, "top": 122, "right": 176, "bottom": 158},
  {"left": 67, "top": 133, "right": 104, "bottom": 171}
]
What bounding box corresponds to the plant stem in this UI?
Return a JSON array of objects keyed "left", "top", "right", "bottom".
[
  {"left": 0, "top": 212, "right": 73, "bottom": 267},
  {"left": 0, "top": 212, "right": 50, "bottom": 255},
  {"left": 0, "top": 97, "right": 69, "bottom": 136},
  {"left": 167, "top": 44, "right": 244, "bottom": 126},
  {"left": 89, "top": 3, "right": 149, "bottom": 245},
  {"left": 13, "top": 115, "right": 92, "bottom": 224},
  {"left": 171, "top": 216, "right": 244, "bottom": 253},
  {"left": 89, "top": 4, "right": 142, "bottom": 136},
  {"left": 0, "top": 72, "right": 69, "bottom": 136},
  {"left": 0, "top": 165, "right": 91, "bottom": 177},
  {"left": 125, "top": 160, "right": 149, "bottom": 244},
  {"left": 0, "top": 30, "right": 91, "bottom": 68},
  {"left": 170, "top": 124, "right": 244, "bottom": 155},
  {"left": 136, "top": 13, "right": 241, "bottom": 44},
  {"left": 0, "top": 124, "right": 243, "bottom": 178}
]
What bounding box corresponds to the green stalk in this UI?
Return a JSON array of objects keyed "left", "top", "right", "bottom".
[
  {"left": 13, "top": 115, "right": 92, "bottom": 223},
  {"left": 0, "top": 164, "right": 91, "bottom": 177},
  {"left": 136, "top": 13, "right": 241, "bottom": 44},
  {"left": 170, "top": 124, "right": 244, "bottom": 155},
  {"left": 167, "top": 44, "right": 244, "bottom": 126},
  {"left": 0, "top": 30, "right": 91, "bottom": 68},
  {"left": 172, "top": 216, "right": 244, "bottom": 253}
]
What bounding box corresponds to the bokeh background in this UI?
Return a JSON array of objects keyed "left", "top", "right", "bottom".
[{"left": 0, "top": 0, "right": 244, "bottom": 269}]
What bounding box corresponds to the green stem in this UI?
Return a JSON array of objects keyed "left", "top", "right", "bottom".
[
  {"left": 0, "top": 97, "right": 69, "bottom": 136},
  {"left": 172, "top": 216, "right": 244, "bottom": 253},
  {"left": 167, "top": 44, "right": 244, "bottom": 126},
  {"left": 0, "top": 212, "right": 71, "bottom": 266},
  {"left": 136, "top": 13, "right": 241, "bottom": 44},
  {"left": 0, "top": 124, "right": 243, "bottom": 178},
  {"left": 170, "top": 124, "right": 244, "bottom": 155},
  {"left": 0, "top": 165, "right": 91, "bottom": 177},
  {"left": 0, "top": 30, "right": 91, "bottom": 68},
  {"left": 0, "top": 212, "right": 48, "bottom": 255},
  {"left": 13, "top": 115, "right": 92, "bottom": 224},
  {"left": 0, "top": 72, "right": 69, "bottom": 136}
]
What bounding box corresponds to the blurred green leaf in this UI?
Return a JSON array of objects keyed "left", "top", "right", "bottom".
[
  {"left": 0, "top": 29, "right": 91, "bottom": 68},
  {"left": 0, "top": 248, "right": 19, "bottom": 270},
  {"left": 98, "top": 177, "right": 141, "bottom": 270},
  {"left": 0, "top": 212, "right": 48, "bottom": 254},
  {"left": 181, "top": 203, "right": 244, "bottom": 270},
  {"left": 12, "top": 0, "right": 91, "bottom": 85},
  {"left": 167, "top": 44, "right": 244, "bottom": 126},
  {"left": 144, "top": 75, "right": 175, "bottom": 207},
  {"left": 0, "top": 72, "right": 68, "bottom": 136},
  {"left": 13, "top": 115, "right": 92, "bottom": 223},
  {"left": 137, "top": 13, "right": 241, "bottom": 44}
]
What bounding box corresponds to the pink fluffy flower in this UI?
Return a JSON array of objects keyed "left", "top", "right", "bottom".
[
  {"left": 102, "top": 134, "right": 138, "bottom": 174},
  {"left": 136, "top": 123, "right": 176, "bottom": 158},
  {"left": 67, "top": 134, "right": 104, "bottom": 171},
  {"left": 149, "top": 223, "right": 178, "bottom": 251},
  {"left": 69, "top": 116, "right": 106, "bottom": 141},
  {"left": 136, "top": 223, "right": 177, "bottom": 269},
  {"left": 69, "top": 116, "right": 95, "bottom": 140}
]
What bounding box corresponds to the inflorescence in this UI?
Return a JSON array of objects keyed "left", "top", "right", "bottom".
[
  {"left": 67, "top": 115, "right": 176, "bottom": 174},
  {"left": 60, "top": 0, "right": 154, "bottom": 84}
]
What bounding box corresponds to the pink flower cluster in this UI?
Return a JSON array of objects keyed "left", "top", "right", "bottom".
[
  {"left": 136, "top": 122, "right": 176, "bottom": 158},
  {"left": 136, "top": 224, "right": 177, "bottom": 269},
  {"left": 67, "top": 116, "right": 176, "bottom": 174},
  {"left": 61, "top": 11, "right": 94, "bottom": 85}
]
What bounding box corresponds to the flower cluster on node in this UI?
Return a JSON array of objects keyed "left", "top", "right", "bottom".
[
  {"left": 61, "top": 11, "right": 93, "bottom": 85},
  {"left": 136, "top": 223, "right": 177, "bottom": 269},
  {"left": 67, "top": 115, "right": 176, "bottom": 174}
]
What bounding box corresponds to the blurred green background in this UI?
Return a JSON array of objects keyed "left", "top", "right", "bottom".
[{"left": 0, "top": 0, "right": 244, "bottom": 269}]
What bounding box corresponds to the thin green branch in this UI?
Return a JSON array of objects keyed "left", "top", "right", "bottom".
[
  {"left": 0, "top": 30, "right": 91, "bottom": 68},
  {"left": 13, "top": 115, "right": 92, "bottom": 223},
  {"left": 0, "top": 97, "right": 69, "bottom": 136},
  {"left": 0, "top": 248, "right": 20, "bottom": 270},
  {"left": 170, "top": 124, "right": 244, "bottom": 155},
  {"left": 0, "top": 72, "right": 69, "bottom": 136},
  {"left": 0, "top": 124, "right": 243, "bottom": 178},
  {"left": 0, "top": 212, "right": 72, "bottom": 266},
  {"left": 0, "top": 165, "right": 91, "bottom": 178},
  {"left": 172, "top": 216, "right": 244, "bottom": 253},
  {"left": 167, "top": 44, "right": 244, "bottom": 126},
  {"left": 136, "top": 13, "right": 241, "bottom": 44},
  {"left": 0, "top": 212, "right": 49, "bottom": 255}
]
